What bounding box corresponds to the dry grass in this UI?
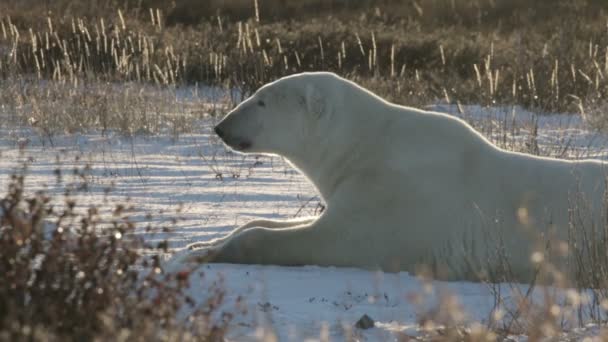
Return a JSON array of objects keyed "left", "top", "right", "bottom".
[{"left": 1, "top": 0, "right": 608, "bottom": 129}]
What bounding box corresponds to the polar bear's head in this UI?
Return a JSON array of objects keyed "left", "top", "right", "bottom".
[{"left": 214, "top": 72, "right": 342, "bottom": 157}]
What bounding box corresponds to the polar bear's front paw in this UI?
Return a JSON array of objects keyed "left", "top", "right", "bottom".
[
  {"left": 164, "top": 246, "right": 220, "bottom": 272},
  {"left": 185, "top": 240, "right": 216, "bottom": 250},
  {"left": 187, "top": 247, "right": 219, "bottom": 263}
]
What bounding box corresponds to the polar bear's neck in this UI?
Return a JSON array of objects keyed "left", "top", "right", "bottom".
[
  {"left": 283, "top": 126, "right": 364, "bottom": 201},
  {"left": 283, "top": 87, "right": 390, "bottom": 201}
]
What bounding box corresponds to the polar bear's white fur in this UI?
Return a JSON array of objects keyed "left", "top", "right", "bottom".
[{"left": 179, "top": 72, "right": 607, "bottom": 282}]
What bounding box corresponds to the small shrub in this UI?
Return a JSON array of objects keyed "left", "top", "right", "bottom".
[{"left": 0, "top": 167, "right": 232, "bottom": 341}]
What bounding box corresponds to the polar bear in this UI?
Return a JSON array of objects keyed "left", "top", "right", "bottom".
[{"left": 176, "top": 72, "right": 607, "bottom": 282}]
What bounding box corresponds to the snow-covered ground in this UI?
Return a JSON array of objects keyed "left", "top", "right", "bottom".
[{"left": 2, "top": 104, "right": 608, "bottom": 340}]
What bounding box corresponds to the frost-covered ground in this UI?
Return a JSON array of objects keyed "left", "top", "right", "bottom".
[{"left": 2, "top": 104, "right": 608, "bottom": 340}]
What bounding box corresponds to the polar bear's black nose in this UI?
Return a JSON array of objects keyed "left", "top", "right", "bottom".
[{"left": 214, "top": 126, "right": 224, "bottom": 138}]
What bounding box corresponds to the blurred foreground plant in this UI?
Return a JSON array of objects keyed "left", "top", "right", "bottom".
[{"left": 0, "top": 169, "right": 231, "bottom": 341}]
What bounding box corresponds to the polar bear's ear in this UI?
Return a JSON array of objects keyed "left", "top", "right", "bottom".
[{"left": 304, "top": 83, "right": 325, "bottom": 118}]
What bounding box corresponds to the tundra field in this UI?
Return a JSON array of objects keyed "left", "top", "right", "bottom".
[{"left": 3, "top": 0, "right": 608, "bottom": 340}]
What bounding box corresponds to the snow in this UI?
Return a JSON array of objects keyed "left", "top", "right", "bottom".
[{"left": 1, "top": 103, "right": 608, "bottom": 340}]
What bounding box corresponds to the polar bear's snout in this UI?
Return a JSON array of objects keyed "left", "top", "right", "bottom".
[
  {"left": 214, "top": 114, "right": 254, "bottom": 151},
  {"left": 213, "top": 125, "right": 225, "bottom": 138},
  {"left": 214, "top": 123, "right": 252, "bottom": 151}
]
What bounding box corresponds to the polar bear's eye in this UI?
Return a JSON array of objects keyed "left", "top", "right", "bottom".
[{"left": 257, "top": 100, "right": 266, "bottom": 107}]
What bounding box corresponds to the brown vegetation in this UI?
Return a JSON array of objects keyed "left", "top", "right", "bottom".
[
  {"left": 0, "top": 164, "right": 232, "bottom": 341},
  {"left": 1, "top": 0, "right": 607, "bottom": 116}
]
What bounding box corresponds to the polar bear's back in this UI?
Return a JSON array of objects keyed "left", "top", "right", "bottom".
[{"left": 341, "top": 98, "right": 608, "bottom": 278}]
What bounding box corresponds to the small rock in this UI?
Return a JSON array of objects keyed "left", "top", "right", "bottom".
[
  {"left": 355, "top": 314, "right": 375, "bottom": 330},
  {"left": 257, "top": 302, "right": 278, "bottom": 312}
]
